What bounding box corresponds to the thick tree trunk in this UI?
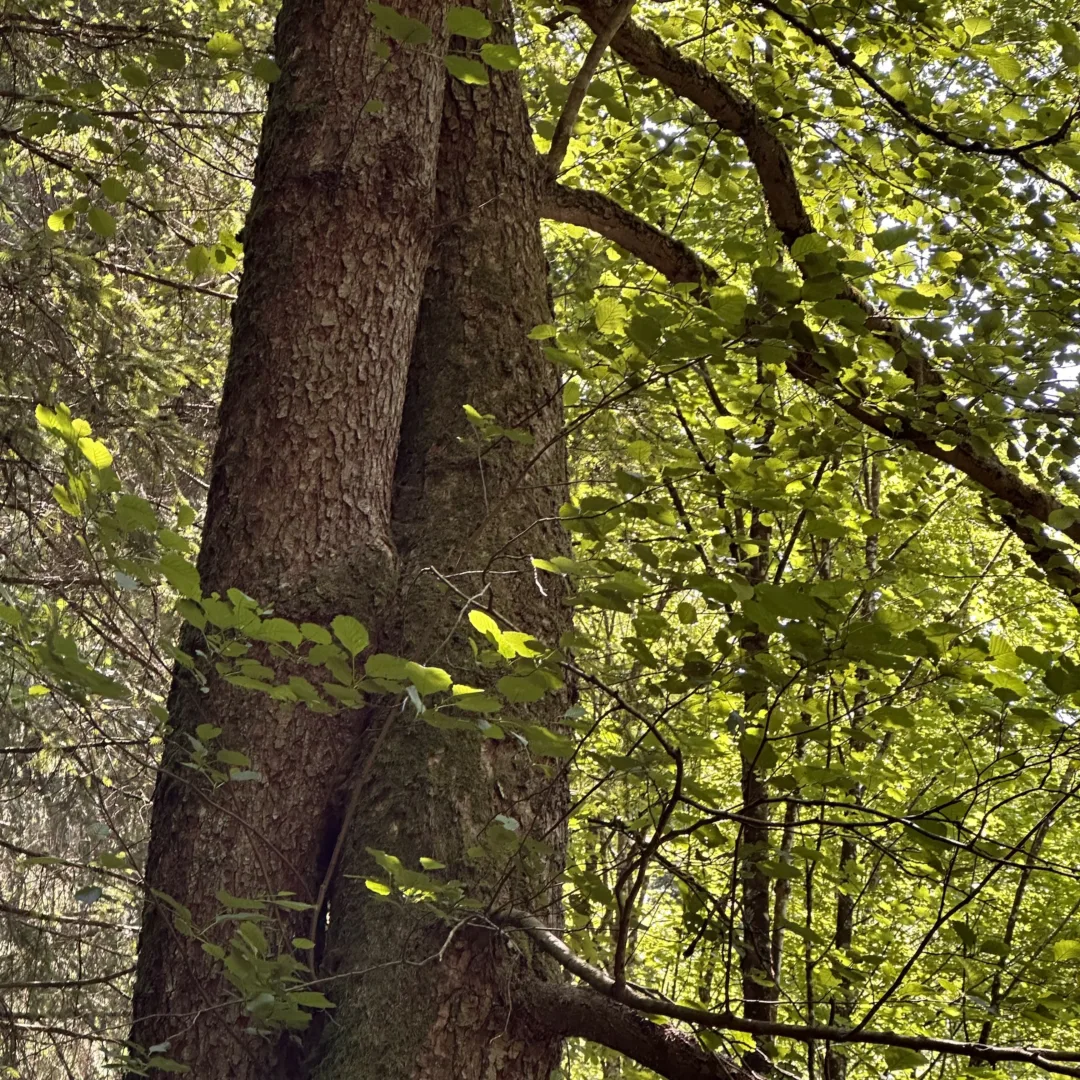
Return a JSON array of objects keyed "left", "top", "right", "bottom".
[
  {"left": 312, "top": 16, "right": 571, "bottom": 1079},
  {"left": 129, "top": 0, "right": 449, "bottom": 1073}
]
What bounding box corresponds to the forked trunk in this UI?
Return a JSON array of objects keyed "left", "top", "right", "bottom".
[{"left": 312, "top": 15, "right": 570, "bottom": 1079}]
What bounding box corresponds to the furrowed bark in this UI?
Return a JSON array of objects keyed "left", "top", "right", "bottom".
[
  {"left": 129, "top": 0, "right": 449, "bottom": 1073},
  {"left": 311, "top": 10, "right": 571, "bottom": 1077}
]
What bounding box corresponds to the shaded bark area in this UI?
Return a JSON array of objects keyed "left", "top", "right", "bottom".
[
  {"left": 129, "top": 0, "right": 449, "bottom": 1073},
  {"left": 312, "top": 20, "right": 571, "bottom": 1080}
]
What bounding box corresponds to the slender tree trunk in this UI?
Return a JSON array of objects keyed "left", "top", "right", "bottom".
[
  {"left": 129, "top": 0, "right": 449, "bottom": 1073},
  {"left": 312, "top": 13, "right": 571, "bottom": 1079},
  {"left": 739, "top": 504, "right": 776, "bottom": 1070},
  {"left": 825, "top": 459, "right": 878, "bottom": 1080}
]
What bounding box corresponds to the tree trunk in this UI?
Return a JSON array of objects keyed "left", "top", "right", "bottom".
[
  {"left": 129, "top": 0, "right": 449, "bottom": 1073},
  {"left": 739, "top": 507, "right": 776, "bottom": 1071},
  {"left": 312, "top": 14, "right": 571, "bottom": 1078}
]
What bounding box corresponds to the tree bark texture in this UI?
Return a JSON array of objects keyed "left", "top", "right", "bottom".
[
  {"left": 312, "top": 14, "right": 572, "bottom": 1079},
  {"left": 130, "top": 0, "right": 450, "bottom": 1073}
]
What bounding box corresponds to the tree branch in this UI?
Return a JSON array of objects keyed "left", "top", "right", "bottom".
[
  {"left": 749, "top": 0, "right": 1080, "bottom": 202},
  {"left": 570, "top": 0, "right": 813, "bottom": 242},
  {"left": 541, "top": 180, "right": 717, "bottom": 285},
  {"left": 547, "top": 0, "right": 636, "bottom": 175},
  {"left": 497, "top": 911, "right": 1080, "bottom": 1078},
  {"left": 539, "top": 178, "right": 1080, "bottom": 600},
  {"left": 518, "top": 977, "right": 751, "bottom": 1080}
]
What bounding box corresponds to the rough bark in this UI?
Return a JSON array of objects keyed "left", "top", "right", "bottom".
[
  {"left": 311, "top": 14, "right": 571, "bottom": 1079},
  {"left": 129, "top": 0, "right": 449, "bottom": 1073}
]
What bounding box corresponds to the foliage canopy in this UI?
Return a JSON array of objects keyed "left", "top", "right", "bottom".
[{"left": 4, "top": 0, "right": 1080, "bottom": 1076}]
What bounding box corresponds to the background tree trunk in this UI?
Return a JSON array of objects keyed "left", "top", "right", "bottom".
[
  {"left": 129, "top": 0, "right": 449, "bottom": 1073},
  {"left": 312, "top": 17, "right": 571, "bottom": 1079}
]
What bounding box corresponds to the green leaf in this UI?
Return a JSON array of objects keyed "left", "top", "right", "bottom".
[
  {"left": 893, "top": 290, "right": 930, "bottom": 315},
  {"left": 518, "top": 723, "right": 575, "bottom": 757},
  {"left": 405, "top": 661, "right": 453, "bottom": 695},
  {"left": 445, "top": 54, "right": 489, "bottom": 84},
  {"left": 365, "top": 653, "right": 409, "bottom": 680},
  {"left": 47, "top": 208, "right": 75, "bottom": 232},
  {"left": 146, "top": 1057, "right": 191, "bottom": 1073},
  {"left": 872, "top": 225, "right": 918, "bottom": 252},
  {"left": 368, "top": 2, "right": 432, "bottom": 43},
  {"left": 251, "top": 56, "right": 282, "bottom": 83},
  {"left": 250, "top": 618, "right": 303, "bottom": 646},
  {"left": 527, "top": 323, "right": 557, "bottom": 340},
  {"left": 331, "top": 614, "right": 369, "bottom": 656},
  {"left": 99, "top": 177, "right": 128, "bottom": 204},
  {"left": 215, "top": 889, "right": 266, "bottom": 911},
  {"left": 52, "top": 483, "right": 81, "bottom": 517},
  {"left": 989, "top": 53, "right": 1023, "bottom": 82},
  {"left": 447, "top": 6, "right": 493, "bottom": 38},
  {"left": 302, "top": 622, "right": 333, "bottom": 645},
  {"left": 1048, "top": 507, "right": 1079, "bottom": 531},
  {"left": 159, "top": 553, "right": 201, "bottom": 600},
  {"left": 480, "top": 43, "right": 522, "bottom": 70},
  {"left": 87, "top": 207, "right": 116, "bottom": 238},
  {"left": 708, "top": 285, "right": 746, "bottom": 327},
  {"left": 882, "top": 1047, "right": 929, "bottom": 1071},
  {"left": 469, "top": 610, "right": 501, "bottom": 638},
  {"left": 77, "top": 436, "right": 113, "bottom": 469},
  {"left": 1053, "top": 939, "right": 1080, "bottom": 960},
  {"left": 323, "top": 682, "right": 364, "bottom": 706},
  {"left": 114, "top": 493, "right": 158, "bottom": 531},
  {"left": 217, "top": 750, "right": 250, "bottom": 767},
  {"left": 154, "top": 46, "right": 187, "bottom": 69},
  {"left": 594, "top": 297, "right": 627, "bottom": 334},
  {"left": 289, "top": 991, "right": 336, "bottom": 1008},
  {"left": 186, "top": 245, "right": 211, "bottom": 275},
  {"left": 453, "top": 689, "right": 501, "bottom": 713},
  {"left": 196, "top": 724, "right": 222, "bottom": 742},
  {"left": 120, "top": 63, "right": 151, "bottom": 87},
  {"left": 207, "top": 31, "right": 243, "bottom": 58},
  {"left": 496, "top": 672, "right": 548, "bottom": 703}
]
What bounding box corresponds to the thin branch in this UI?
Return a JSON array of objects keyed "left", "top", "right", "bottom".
[
  {"left": 548, "top": 0, "right": 637, "bottom": 174},
  {"left": 750, "top": 0, "right": 1080, "bottom": 202}
]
